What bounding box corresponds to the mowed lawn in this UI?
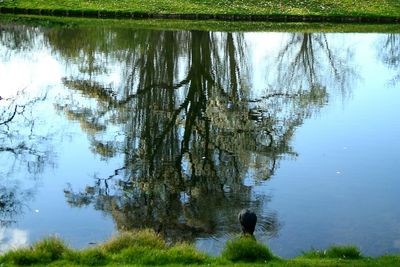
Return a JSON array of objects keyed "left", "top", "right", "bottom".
[{"left": 1, "top": 0, "right": 400, "bottom": 18}]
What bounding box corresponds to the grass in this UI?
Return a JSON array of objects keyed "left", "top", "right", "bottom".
[
  {"left": 63, "top": 247, "right": 110, "bottom": 266},
  {"left": 221, "top": 235, "right": 275, "bottom": 262},
  {"left": 301, "top": 245, "right": 362, "bottom": 259},
  {"left": 0, "top": 230, "right": 399, "bottom": 266},
  {"left": 0, "top": 0, "right": 400, "bottom": 22},
  {"left": 101, "top": 229, "right": 167, "bottom": 253},
  {"left": 1, "top": 236, "right": 71, "bottom": 265}
]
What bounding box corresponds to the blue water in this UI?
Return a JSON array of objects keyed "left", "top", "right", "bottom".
[{"left": 0, "top": 25, "right": 399, "bottom": 258}]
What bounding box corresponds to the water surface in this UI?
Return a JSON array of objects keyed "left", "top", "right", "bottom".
[{"left": 0, "top": 23, "right": 399, "bottom": 258}]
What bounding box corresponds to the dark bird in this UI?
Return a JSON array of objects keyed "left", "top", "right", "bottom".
[{"left": 238, "top": 209, "right": 257, "bottom": 235}]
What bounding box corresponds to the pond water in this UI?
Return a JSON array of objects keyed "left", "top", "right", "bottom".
[{"left": 0, "top": 22, "right": 400, "bottom": 258}]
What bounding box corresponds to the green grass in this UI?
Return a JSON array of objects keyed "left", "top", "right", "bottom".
[
  {"left": 114, "top": 243, "right": 208, "bottom": 265},
  {"left": 0, "top": 0, "right": 400, "bottom": 21},
  {"left": 301, "top": 245, "right": 362, "bottom": 259},
  {"left": 0, "top": 230, "right": 399, "bottom": 266},
  {"left": 1, "top": 236, "right": 71, "bottom": 265},
  {"left": 65, "top": 247, "right": 110, "bottom": 266},
  {"left": 221, "top": 235, "right": 275, "bottom": 262},
  {"left": 101, "top": 230, "right": 167, "bottom": 253}
]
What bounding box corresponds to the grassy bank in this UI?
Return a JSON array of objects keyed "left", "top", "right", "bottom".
[
  {"left": 0, "top": 0, "right": 400, "bottom": 22},
  {"left": 1, "top": 230, "right": 399, "bottom": 267}
]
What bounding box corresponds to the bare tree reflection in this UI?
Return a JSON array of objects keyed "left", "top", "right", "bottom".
[
  {"left": 0, "top": 24, "right": 47, "bottom": 62},
  {"left": 274, "top": 33, "right": 355, "bottom": 98},
  {"left": 378, "top": 34, "right": 400, "bottom": 85},
  {"left": 0, "top": 87, "right": 53, "bottom": 226},
  {"left": 0, "top": 25, "right": 54, "bottom": 227},
  {"left": 0, "top": 183, "right": 35, "bottom": 227},
  {"left": 0, "top": 90, "right": 53, "bottom": 175}
]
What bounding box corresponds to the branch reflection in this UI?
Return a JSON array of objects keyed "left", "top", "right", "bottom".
[
  {"left": 273, "top": 33, "right": 355, "bottom": 98},
  {"left": 378, "top": 34, "right": 400, "bottom": 85},
  {"left": 0, "top": 88, "right": 51, "bottom": 226}
]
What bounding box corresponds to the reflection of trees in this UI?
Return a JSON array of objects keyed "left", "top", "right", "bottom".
[
  {"left": 0, "top": 24, "right": 56, "bottom": 224},
  {"left": 0, "top": 182, "right": 35, "bottom": 227},
  {"left": 0, "top": 26, "right": 50, "bottom": 227},
  {"left": 0, "top": 91, "right": 52, "bottom": 176},
  {"left": 378, "top": 34, "right": 400, "bottom": 85},
  {"left": 44, "top": 28, "right": 330, "bottom": 241},
  {"left": 0, "top": 25, "right": 54, "bottom": 176},
  {"left": 274, "top": 33, "right": 354, "bottom": 98},
  {"left": 0, "top": 24, "right": 45, "bottom": 60},
  {"left": 0, "top": 89, "right": 51, "bottom": 226}
]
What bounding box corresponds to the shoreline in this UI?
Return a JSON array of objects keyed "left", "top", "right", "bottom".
[
  {"left": 1, "top": 231, "right": 400, "bottom": 266},
  {"left": 1, "top": 6, "right": 400, "bottom": 24}
]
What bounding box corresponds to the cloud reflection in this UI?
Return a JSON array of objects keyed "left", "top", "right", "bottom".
[{"left": 0, "top": 228, "right": 29, "bottom": 253}]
